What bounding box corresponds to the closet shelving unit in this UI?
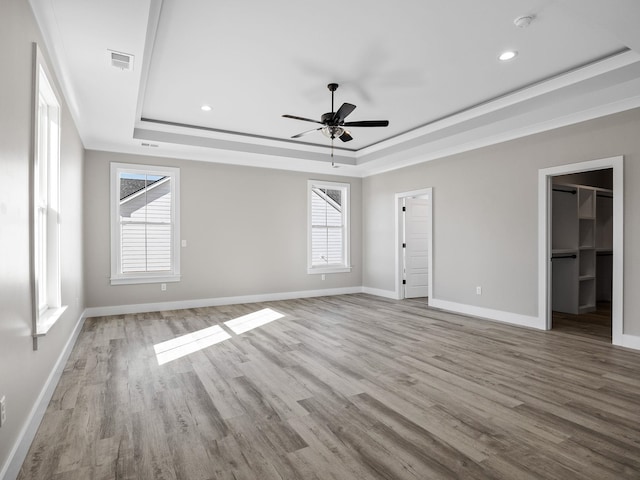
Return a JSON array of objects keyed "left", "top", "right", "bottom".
[{"left": 552, "top": 184, "right": 613, "bottom": 315}]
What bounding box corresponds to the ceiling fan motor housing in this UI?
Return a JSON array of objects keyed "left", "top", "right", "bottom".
[{"left": 322, "top": 112, "right": 337, "bottom": 125}]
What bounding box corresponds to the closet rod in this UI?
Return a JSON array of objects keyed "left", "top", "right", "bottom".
[
  {"left": 596, "top": 252, "right": 613, "bottom": 256},
  {"left": 552, "top": 188, "right": 576, "bottom": 194},
  {"left": 551, "top": 254, "right": 577, "bottom": 260},
  {"left": 596, "top": 193, "right": 613, "bottom": 198}
]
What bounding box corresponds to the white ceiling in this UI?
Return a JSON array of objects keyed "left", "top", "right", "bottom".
[{"left": 30, "top": 0, "right": 640, "bottom": 176}]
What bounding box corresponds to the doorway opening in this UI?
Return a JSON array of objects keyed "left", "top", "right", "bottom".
[
  {"left": 538, "top": 157, "right": 623, "bottom": 346},
  {"left": 550, "top": 169, "right": 613, "bottom": 343},
  {"left": 395, "top": 188, "right": 433, "bottom": 301}
]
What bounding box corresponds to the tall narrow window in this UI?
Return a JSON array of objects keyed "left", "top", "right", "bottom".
[
  {"left": 110, "top": 163, "right": 181, "bottom": 285},
  {"left": 308, "top": 180, "right": 351, "bottom": 274},
  {"left": 32, "top": 44, "right": 66, "bottom": 337}
]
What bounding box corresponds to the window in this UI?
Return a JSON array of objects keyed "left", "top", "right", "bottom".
[
  {"left": 308, "top": 180, "right": 351, "bottom": 274},
  {"left": 110, "top": 163, "right": 181, "bottom": 285},
  {"left": 32, "top": 44, "right": 66, "bottom": 336}
]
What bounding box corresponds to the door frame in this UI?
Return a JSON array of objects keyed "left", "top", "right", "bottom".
[
  {"left": 395, "top": 188, "right": 433, "bottom": 301},
  {"left": 538, "top": 156, "right": 623, "bottom": 344}
]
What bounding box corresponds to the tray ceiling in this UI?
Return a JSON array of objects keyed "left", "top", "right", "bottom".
[{"left": 30, "top": 0, "right": 640, "bottom": 176}]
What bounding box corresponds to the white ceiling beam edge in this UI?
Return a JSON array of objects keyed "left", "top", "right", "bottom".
[
  {"left": 357, "top": 94, "right": 640, "bottom": 178},
  {"left": 358, "top": 50, "right": 638, "bottom": 159},
  {"left": 29, "top": 0, "right": 85, "bottom": 141},
  {"left": 356, "top": 59, "right": 640, "bottom": 175},
  {"left": 134, "top": 49, "right": 640, "bottom": 177},
  {"left": 133, "top": 127, "right": 356, "bottom": 165},
  {"left": 89, "top": 136, "right": 363, "bottom": 177},
  {"left": 133, "top": 0, "right": 163, "bottom": 131}
]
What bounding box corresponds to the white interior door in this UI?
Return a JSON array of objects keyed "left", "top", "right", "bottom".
[{"left": 404, "top": 197, "right": 430, "bottom": 298}]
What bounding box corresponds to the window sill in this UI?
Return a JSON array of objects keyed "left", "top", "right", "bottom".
[
  {"left": 34, "top": 305, "right": 68, "bottom": 337},
  {"left": 110, "top": 274, "right": 181, "bottom": 286},
  {"left": 308, "top": 266, "right": 352, "bottom": 275}
]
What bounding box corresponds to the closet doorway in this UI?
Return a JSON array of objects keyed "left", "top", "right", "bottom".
[
  {"left": 395, "top": 188, "right": 433, "bottom": 301},
  {"left": 539, "top": 157, "right": 623, "bottom": 346},
  {"left": 551, "top": 169, "right": 613, "bottom": 341}
]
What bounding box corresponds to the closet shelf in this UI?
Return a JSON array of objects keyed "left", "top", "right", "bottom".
[
  {"left": 552, "top": 183, "right": 612, "bottom": 315},
  {"left": 552, "top": 248, "right": 578, "bottom": 255}
]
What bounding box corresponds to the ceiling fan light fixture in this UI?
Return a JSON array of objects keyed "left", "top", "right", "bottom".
[{"left": 321, "top": 125, "right": 345, "bottom": 139}]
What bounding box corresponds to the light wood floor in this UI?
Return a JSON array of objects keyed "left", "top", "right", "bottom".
[{"left": 19, "top": 294, "right": 640, "bottom": 479}]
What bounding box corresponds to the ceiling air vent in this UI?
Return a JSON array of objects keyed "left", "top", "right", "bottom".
[{"left": 108, "top": 50, "right": 134, "bottom": 71}]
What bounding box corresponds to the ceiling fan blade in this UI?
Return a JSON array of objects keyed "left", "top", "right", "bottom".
[
  {"left": 282, "top": 114, "right": 323, "bottom": 124},
  {"left": 339, "top": 130, "right": 353, "bottom": 142},
  {"left": 333, "top": 103, "right": 356, "bottom": 123},
  {"left": 291, "top": 127, "right": 322, "bottom": 138},
  {"left": 342, "top": 120, "right": 389, "bottom": 127}
]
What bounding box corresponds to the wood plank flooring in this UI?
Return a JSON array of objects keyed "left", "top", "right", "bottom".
[
  {"left": 553, "top": 302, "right": 612, "bottom": 343},
  {"left": 19, "top": 294, "right": 640, "bottom": 479}
]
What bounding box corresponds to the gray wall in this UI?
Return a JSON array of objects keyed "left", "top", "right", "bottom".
[
  {"left": 363, "top": 107, "right": 640, "bottom": 335},
  {"left": 0, "top": 0, "right": 85, "bottom": 475},
  {"left": 84, "top": 151, "right": 363, "bottom": 308}
]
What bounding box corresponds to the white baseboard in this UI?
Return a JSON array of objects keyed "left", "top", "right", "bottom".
[
  {"left": 429, "top": 298, "right": 544, "bottom": 330},
  {"left": 361, "top": 287, "right": 399, "bottom": 300},
  {"left": 1, "top": 310, "right": 87, "bottom": 480},
  {"left": 84, "top": 286, "right": 365, "bottom": 317},
  {"left": 620, "top": 333, "right": 640, "bottom": 351}
]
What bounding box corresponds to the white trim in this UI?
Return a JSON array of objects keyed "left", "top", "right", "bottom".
[
  {"left": 362, "top": 287, "right": 399, "bottom": 300},
  {"left": 84, "top": 286, "right": 364, "bottom": 317},
  {"left": 358, "top": 96, "right": 640, "bottom": 178},
  {"left": 34, "top": 305, "right": 68, "bottom": 336},
  {"left": 110, "top": 274, "right": 181, "bottom": 285},
  {"left": 394, "top": 188, "right": 433, "bottom": 302},
  {"left": 620, "top": 334, "right": 640, "bottom": 351},
  {"left": 307, "top": 266, "right": 352, "bottom": 275},
  {"left": 538, "top": 156, "right": 624, "bottom": 344},
  {"left": 1, "top": 310, "right": 87, "bottom": 480},
  {"left": 31, "top": 43, "right": 64, "bottom": 344},
  {"left": 110, "top": 162, "right": 181, "bottom": 285},
  {"left": 429, "top": 298, "right": 543, "bottom": 330},
  {"left": 307, "top": 180, "right": 351, "bottom": 273}
]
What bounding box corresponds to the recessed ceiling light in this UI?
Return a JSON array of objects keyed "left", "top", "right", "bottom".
[
  {"left": 201, "top": 105, "right": 212, "bottom": 112},
  {"left": 499, "top": 50, "right": 518, "bottom": 61}
]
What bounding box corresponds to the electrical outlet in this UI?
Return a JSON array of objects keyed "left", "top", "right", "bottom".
[
  {"left": 161, "top": 283, "right": 167, "bottom": 291},
  {"left": 476, "top": 286, "right": 482, "bottom": 295},
  {"left": 0, "top": 396, "right": 6, "bottom": 427},
  {"left": 321, "top": 274, "right": 325, "bottom": 281}
]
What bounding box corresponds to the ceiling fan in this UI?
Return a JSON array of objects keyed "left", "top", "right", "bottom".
[{"left": 283, "top": 83, "right": 389, "bottom": 148}]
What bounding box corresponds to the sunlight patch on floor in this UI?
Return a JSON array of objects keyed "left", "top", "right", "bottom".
[
  {"left": 154, "top": 325, "right": 231, "bottom": 365},
  {"left": 153, "top": 308, "right": 285, "bottom": 365},
  {"left": 224, "top": 308, "right": 284, "bottom": 335}
]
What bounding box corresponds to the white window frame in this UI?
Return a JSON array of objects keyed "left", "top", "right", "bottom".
[
  {"left": 31, "top": 44, "right": 66, "bottom": 339},
  {"left": 307, "top": 180, "right": 351, "bottom": 274},
  {"left": 110, "top": 162, "right": 181, "bottom": 285}
]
